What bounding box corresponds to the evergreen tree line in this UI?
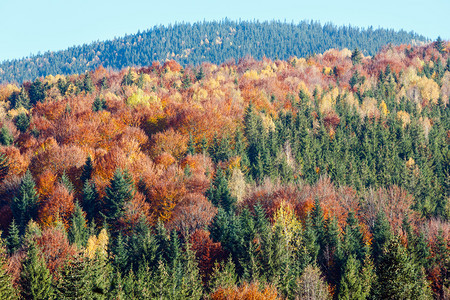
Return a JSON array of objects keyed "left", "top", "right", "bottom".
[{"left": 0, "top": 19, "right": 427, "bottom": 83}]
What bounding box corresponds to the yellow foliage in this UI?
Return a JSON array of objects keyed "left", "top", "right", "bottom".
[
  {"left": 261, "top": 114, "right": 276, "bottom": 132},
  {"left": 0, "top": 84, "right": 19, "bottom": 102},
  {"left": 406, "top": 157, "right": 415, "bottom": 169},
  {"left": 103, "top": 91, "right": 121, "bottom": 102},
  {"left": 206, "top": 78, "right": 221, "bottom": 90},
  {"left": 273, "top": 203, "right": 302, "bottom": 250},
  {"left": 343, "top": 92, "right": 358, "bottom": 109},
  {"left": 243, "top": 69, "right": 259, "bottom": 81},
  {"left": 127, "top": 89, "right": 150, "bottom": 107},
  {"left": 85, "top": 228, "right": 109, "bottom": 259},
  {"left": 397, "top": 111, "right": 411, "bottom": 128},
  {"left": 193, "top": 88, "right": 208, "bottom": 102},
  {"left": 360, "top": 97, "right": 379, "bottom": 119},
  {"left": 228, "top": 167, "right": 247, "bottom": 203},
  {"left": 319, "top": 93, "right": 334, "bottom": 114},
  {"left": 323, "top": 67, "right": 332, "bottom": 75},
  {"left": 7, "top": 106, "right": 28, "bottom": 119},
  {"left": 379, "top": 100, "right": 389, "bottom": 117},
  {"left": 417, "top": 77, "right": 440, "bottom": 104}
]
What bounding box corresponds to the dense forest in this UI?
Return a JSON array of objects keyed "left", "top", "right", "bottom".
[
  {"left": 0, "top": 20, "right": 428, "bottom": 84},
  {"left": 0, "top": 40, "right": 448, "bottom": 299}
]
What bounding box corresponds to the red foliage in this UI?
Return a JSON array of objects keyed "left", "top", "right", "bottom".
[{"left": 190, "top": 229, "right": 226, "bottom": 284}]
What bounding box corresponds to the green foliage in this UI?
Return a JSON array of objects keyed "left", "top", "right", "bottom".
[
  {"left": 55, "top": 254, "right": 91, "bottom": 299},
  {"left": 15, "top": 112, "right": 30, "bottom": 133},
  {"left": 6, "top": 220, "right": 20, "bottom": 254},
  {"left": 69, "top": 202, "right": 89, "bottom": 248},
  {"left": 374, "top": 237, "right": 432, "bottom": 299},
  {"left": 206, "top": 168, "right": 236, "bottom": 212},
  {"left": 351, "top": 48, "right": 362, "bottom": 65},
  {"left": 11, "top": 170, "right": 39, "bottom": 233},
  {"left": 0, "top": 126, "right": 14, "bottom": 146},
  {"left": 101, "top": 168, "right": 134, "bottom": 224},
  {"left": 92, "top": 96, "right": 106, "bottom": 112},
  {"left": 20, "top": 243, "right": 54, "bottom": 300},
  {"left": 28, "top": 79, "right": 45, "bottom": 105}
]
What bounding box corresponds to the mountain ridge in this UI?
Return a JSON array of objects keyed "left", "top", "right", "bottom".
[{"left": 0, "top": 19, "right": 428, "bottom": 83}]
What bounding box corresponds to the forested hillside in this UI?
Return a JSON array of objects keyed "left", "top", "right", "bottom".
[
  {"left": 0, "top": 20, "right": 427, "bottom": 84},
  {"left": 0, "top": 41, "right": 448, "bottom": 299}
]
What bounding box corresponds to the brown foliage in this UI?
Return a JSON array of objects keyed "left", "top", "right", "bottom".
[{"left": 168, "top": 193, "right": 217, "bottom": 236}]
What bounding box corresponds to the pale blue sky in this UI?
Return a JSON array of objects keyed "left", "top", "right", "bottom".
[{"left": 0, "top": 0, "right": 448, "bottom": 62}]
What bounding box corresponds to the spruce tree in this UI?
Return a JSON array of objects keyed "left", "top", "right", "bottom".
[
  {"left": 6, "top": 220, "right": 20, "bottom": 254},
  {"left": 206, "top": 168, "right": 236, "bottom": 212},
  {"left": 81, "top": 156, "right": 94, "bottom": 183},
  {"left": 15, "top": 113, "right": 30, "bottom": 133},
  {"left": 179, "top": 242, "right": 203, "bottom": 299},
  {"left": 102, "top": 168, "right": 134, "bottom": 224},
  {"left": 55, "top": 254, "right": 91, "bottom": 299},
  {"left": 20, "top": 243, "right": 54, "bottom": 300},
  {"left": 0, "top": 126, "right": 13, "bottom": 146},
  {"left": 28, "top": 79, "right": 45, "bottom": 105},
  {"left": 83, "top": 72, "right": 95, "bottom": 93},
  {"left": 69, "top": 202, "right": 89, "bottom": 248},
  {"left": 374, "top": 237, "right": 432, "bottom": 299},
  {"left": 351, "top": 48, "right": 362, "bottom": 65},
  {"left": 11, "top": 170, "right": 39, "bottom": 233},
  {"left": 82, "top": 180, "right": 99, "bottom": 222},
  {"left": 372, "top": 210, "right": 391, "bottom": 263}
]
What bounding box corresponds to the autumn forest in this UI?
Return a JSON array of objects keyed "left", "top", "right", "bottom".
[{"left": 0, "top": 37, "right": 449, "bottom": 299}]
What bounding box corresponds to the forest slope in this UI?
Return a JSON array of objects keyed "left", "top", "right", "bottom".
[{"left": 0, "top": 41, "right": 448, "bottom": 299}]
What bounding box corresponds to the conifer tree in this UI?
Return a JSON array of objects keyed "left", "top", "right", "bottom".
[
  {"left": 11, "top": 170, "right": 39, "bottom": 233},
  {"left": 102, "top": 168, "right": 134, "bottom": 224},
  {"left": 209, "top": 256, "right": 238, "bottom": 292},
  {"left": 92, "top": 96, "right": 107, "bottom": 112},
  {"left": 0, "top": 126, "right": 13, "bottom": 146},
  {"left": 351, "top": 48, "right": 362, "bottom": 65},
  {"left": 372, "top": 210, "right": 391, "bottom": 263},
  {"left": 374, "top": 237, "right": 432, "bottom": 299},
  {"left": 55, "top": 254, "right": 91, "bottom": 299},
  {"left": 60, "top": 171, "right": 74, "bottom": 194},
  {"left": 28, "top": 79, "right": 45, "bottom": 105},
  {"left": 20, "top": 243, "right": 54, "bottom": 300},
  {"left": 82, "top": 180, "right": 99, "bottom": 223},
  {"left": 15, "top": 113, "right": 30, "bottom": 133},
  {"left": 69, "top": 202, "right": 89, "bottom": 248},
  {"left": 179, "top": 242, "right": 203, "bottom": 299},
  {"left": 81, "top": 156, "right": 94, "bottom": 183},
  {"left": 338, "top": 254, "right": 373, "bottom": 300},
  {"left": 6, "top": 220, "right": 21, "bottom": 254},
  {"left": 83, "top": 72, "right": 95, "bottom": 93},
  {"left": 206, "top": 168, "right": 236, "bottom": 212}
]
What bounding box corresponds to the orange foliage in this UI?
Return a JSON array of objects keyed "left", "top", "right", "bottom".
[
  {"left": 211, "top": 282, "right": 280, "bottom": 300},
  {"left": 38, "top": 184, "right": 75, "bottom": 228},
  {"left": 35, "top": 226, "right": 77, "bottom": 276}
]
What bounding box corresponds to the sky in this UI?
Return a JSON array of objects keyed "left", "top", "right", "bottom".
[{"left": 0, "top": 0, "right": 448, "bottom": 62}]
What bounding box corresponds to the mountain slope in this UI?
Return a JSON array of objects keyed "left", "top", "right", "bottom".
[{"left": 0, "top": 19, "right": 427, "bottom": 83}]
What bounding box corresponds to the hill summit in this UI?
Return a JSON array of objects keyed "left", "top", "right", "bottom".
[{"left": 0, "top": 19, "right": 427, "bottom": 83}]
